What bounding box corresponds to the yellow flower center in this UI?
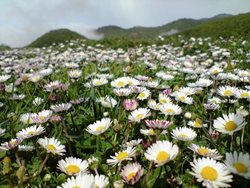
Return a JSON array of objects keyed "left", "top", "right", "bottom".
[
  {"left": 148, "top": 129, "right": 155, "bottom": 134},
  {"left": 159, "top": 99, "right": 167, "bottom": 104},
  {"left": 233, "top": 162, "right": 248, "bottom": 173},
  {"left": 95, "top": 80, "right": 101, "bottom": 85},
  {"left": 165, "top": 108, "right": 174, "bottom": 113},
  {"left": 138, "top": 92, "right": 146, "bottom": 98},
  {"left": 194, "top": 118, "right": 202, "bottom": 127},
  {"left": 224, "top": 90, "right": 233, "bottom": 96},
  {"left": 39, "top": 115, "right": 46, "bottom": 120},
  {"left": 135, "top": 114, "right": 143, "bottom": 119},
  {"left": 47, "top": 144, "right": 56, "bottom": 151},
  {"left": 198, "top": 147, "right": 210, "bottom": 155},
  {"left": 225, "top": 121, "right": 237, "bottom": 131},
  {"left": 96, "top": 125, "right": 105, "bottom": 131},
  {"left": 156, "top": 151, "right": 170, "bottom": 162},
  {"left": 179, "top": 134, "right": 188, "bottom": 139},
  {"left": 213, "top": 70, "right": 219, "bottom": 74},
  {"left": 127, "top": 172, "right": 136, "bottom": 181},
  {"left": 66, "top": 164, "right": 80, "bottom": 174},
  {"left": 241, "top": 92, "right": 249, "bottom": 98},
  {"left": 73, "top": 186, "right": 80, "bottom": 188},
  {"left": 178, "top": 96, "right": 185, "bottom": 101},
  {"left": 117, "top": 81, "right": 125, "bottom": 87},
  {"left": 28, "top": 131, "right": 35, "bottom": 135},
  {"left": 116, "top": 151, "right": 128, "bottom": 160},
  {"left": 201, "top": 166, "right": 218, "bottom": 181}
]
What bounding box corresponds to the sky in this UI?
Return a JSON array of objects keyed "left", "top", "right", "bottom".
[{"left": 0, "top": 0, "right": 250, "bottom": 47}]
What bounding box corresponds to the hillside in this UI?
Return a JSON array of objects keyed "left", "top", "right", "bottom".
[
  {"left": 181, "top": 13, "right": 250, "bottom": 39},
  {"left": 0, "top": 44, "right": 11, "bottom": 51},
  {"left": 28, "top": 29, "right": 86, "bottom": 48},
  {"left": 96, "top": 14, "right": 232, "bottom": 38}
]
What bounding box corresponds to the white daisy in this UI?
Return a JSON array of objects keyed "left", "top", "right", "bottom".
[
  {"left": 59, "top": 174, "right": 94, "bottom": 188},
  {"left": 159, "top": 103, "right": 182, "bottom": 116},
  {"left": 94, "top": 174, "right": 109, "bottom": 188},
  {"left": 190, "top": 157, "right": 233, "bottom": 188},
  {"left": 121, "top": 162, "right": 144, "bottom": 185},
  {"left": 171, "top": 127, "right": 197, "bottom": 141},
  {"left": 225, "top": 151, "right": 250, "bottom": 179},
  {"left": 86, "top": 118, "right": 112, "bottom": 135},
  {"left": 58, "top": 157, "right": 89, "bottom": 176},
  {"left": 128, "top": 108, "right": 151, "bottom": 122},
  {"left": 144, "top": 140, "right": 179, "bottom": 166},
  {"left": 213, "top": 113, "right": 246, "bottom": 135},
  {"left": 38, "top": 137, "right": 65, "bottom": 156},
  {"left": 16, "top": 125, "right": 45, "bottom": 139},
  {"left": 189, "top": 144, "right": 222, "bottom": 160},
  {"left": 107, "top": 147, "right": 136, "bottom": 166}
]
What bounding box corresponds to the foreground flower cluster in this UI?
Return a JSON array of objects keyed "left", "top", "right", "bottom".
[{"left": 0, "top": 37, "right": 250, "bottom": 187}]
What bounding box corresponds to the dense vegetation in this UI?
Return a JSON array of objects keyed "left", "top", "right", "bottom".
[
  {"left": 181, "top": 13, "right": 250, "bottom": 39},
  {"left": 28, "top": 29, "right": 85, "bottom": 48}
]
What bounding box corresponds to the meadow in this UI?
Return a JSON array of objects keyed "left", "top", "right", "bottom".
[{"left": 0, "top": 36, "right": 250, "bottom": 187}]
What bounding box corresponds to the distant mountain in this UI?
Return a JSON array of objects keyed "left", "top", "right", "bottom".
[
  {"left": 180, "top": 13, "right": 250, "bottom": 39},
  {"left": 96, "top": 14, "right": 232, "bottom": 38},
  {"left": 28, "top": 29, "right": 85, "bottom": 48}
]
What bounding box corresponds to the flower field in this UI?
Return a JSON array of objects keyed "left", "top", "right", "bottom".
[{"left": 0, "top": 37, "right": 250, "bottom": 187}]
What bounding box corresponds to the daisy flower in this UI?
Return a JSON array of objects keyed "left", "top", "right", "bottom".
[
  {"left": 158, "top": 93, "right": 172, "bottom": 104},
  {"left": 147, "top": 99, "right": 161, "bottom": 111},
  {"left": 145, "top": 119, "right": 172, "bottom": 129},
  {"left": 59, "top": 174, "right": 94, "bottom": 188},
  {"left": 235, "top": 89, "right": 250, "bottom": 99},
  {"left": 16, "top": 125, "right": 45, "bottom": 139},
  {"left": 107, "top": 147, "right": 136, "bottom": 166},
  {"left": 188, "top": 118, "right": 208, "bottom": 128},
  {"left": 113, "top": 88, "right": 133, "bottom": 96},
  {"left": 51, "top": 103, "right": 72, "bottom": 112},
  {"left": 174, "top": 92, "right": 193, "bottom": 104},
  {"left": 137, "top": 89, "right": 151, "bottom": 101},
  {"left": 190, "top": 157, "right": 233, "bottom": 188},
  {"left": 38, "top": 137, "right": 65, "bottom": 156},
  {"left": 140, "top": 128, "right": 156, "bottom": 136},
  {"left": 111, "top": 77, "right": 129, "bottom": 88},
  {"left": 189, "top": 144, "right": 222, "bottom": 160},
  {"left": 86, "top": 118, "right": 112, "bottom": 135},
  {"left": 32, "top": 97, "right": 44, "bottom": 106},
  {"left": 159, "top": 103, "right": 182, "bottom": 116},
  {"left": 128, "top": 108, "right": 151, "bottom": 122},
  {"left": 121, "top": 163, "right": 144, "bottom": 185},
  {"left": 213, "top": 113, "right": 246, "bottom": 135},
  {"left": 0, "top": 128, "right": 6, "bottom": 137},
  {"left": 97, "top": 96, "right": 117, "bottom": 108},
  {"left": 144, "top": 140, "right": 179, "bottom": 166},
  {"left": 171, "top": 127, "right": 197, "bottom": 141},
  {"left": 68, "top": 69, "right": 82, "bottom": 79},
  {"left": 94, "top": 174, "right": 109, "bottom": 188},
  {"left": 92, "top": 78, "right": 108, "bottom": 87},
  {"left": 58, "top": 157, "right": 89, "bottom": 176},
  {"left": 0, "top": 138, "right": 23, "bottom": 151},
  {"left": 195, "top": 78, "right": 213, "bottom": 87},
  {"left": 217, "top": 85, "right": 238, "bottom": 97},
  {"left": 225, "top": 151, "right": 250, "bottom": 179},
  {"left": 122, "top": 99, "right": 138, "bottom": 111},
  {"left": 32, "top": 110, "right": 53, "bottom": 124},
  {"left": 20, "top": 113, "right": 36, "bottom": 124},
  {"left": 0, "top": 75, "right": 11, "bottom": 82}
]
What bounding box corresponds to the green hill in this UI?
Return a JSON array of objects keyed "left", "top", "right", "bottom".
[
  {"left": 96, "top": 14, "right": 232, "bottom": 39},
  {"left": 0, "top": 44, "right": 11, "bottom": 51},
  {"left": 28, "top": 29, "right": 86, "bottom": 48},
  {"left": 180, "top": 13, "right": 250, "bottom": 39}
]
